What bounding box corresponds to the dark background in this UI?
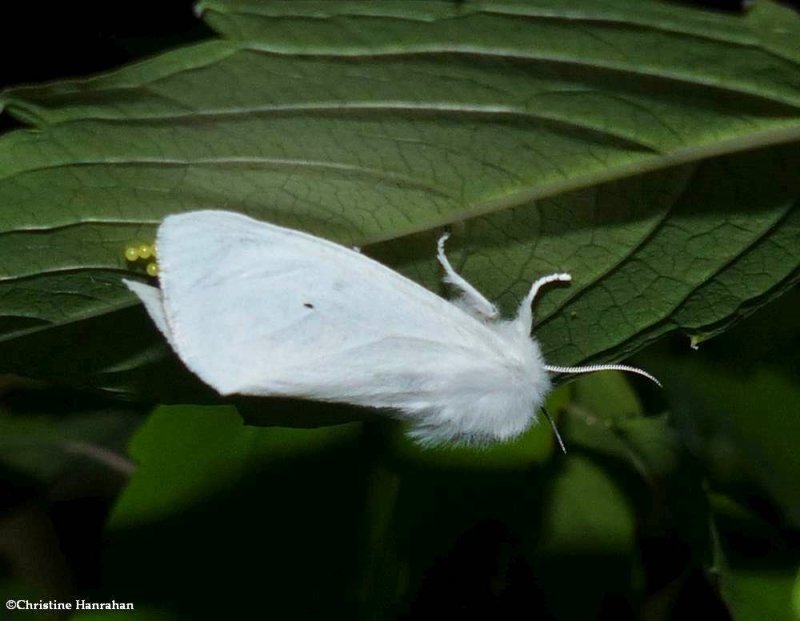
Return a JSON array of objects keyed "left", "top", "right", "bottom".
[{"left": 1, "top": 1, "right": 798, "bottom": 619}]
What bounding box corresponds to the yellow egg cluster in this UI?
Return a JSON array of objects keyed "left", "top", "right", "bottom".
[{"left": 124, "top": 242, "right": 159, "bottom": 277}]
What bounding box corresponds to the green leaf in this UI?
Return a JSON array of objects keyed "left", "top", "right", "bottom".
[
  {"left": 712, "top": 494, "right": 800, "bottom": 621},
  {"left": 727, "top": 570, "right": 799, "bottom": 621},
  {"left": 538, "top": 454, "right": 635, "bottom": 555},
  {"left": 1, "top": 0, "right": 799, "bottom": 398},
  {"left": 103, "top": 405, "right": 373, "bottom": 617},
  {"left": 644, "top": 357, "right": 800, "bottom": 528},
  {"left": 559, "top": 371, "right": 682, "bottom": 483},
  {"left": 794, "top": 568, "right": 800, "bottom": 621},
  {"left": 530, "top": 457, "right": 639, "bottom": 620},
  {"left": 109, "top": 405, "right": 363, "bottom": 528},
  {"left": 0, "top": 388, "right": 143, "bottom": 487}
]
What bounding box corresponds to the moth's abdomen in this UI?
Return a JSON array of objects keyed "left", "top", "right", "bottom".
[{"left": 404, "top": 357, "right": 550, "bottom": 445}]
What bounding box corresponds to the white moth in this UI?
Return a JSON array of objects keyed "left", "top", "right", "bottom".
[{"left": 123, "top": 210, "right": 658, "bottom": 447}]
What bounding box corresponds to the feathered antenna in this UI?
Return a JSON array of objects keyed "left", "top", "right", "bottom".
[{"left": 544, "top": 363, "right": 662, "bottom": 387}]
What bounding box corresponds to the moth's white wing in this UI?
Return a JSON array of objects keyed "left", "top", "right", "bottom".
[
  {"left": 155, "top": 211, "right": 516, "bottom": 408},
  {"left": 122, "top": 279, "right": 173, "bottom": 344}
]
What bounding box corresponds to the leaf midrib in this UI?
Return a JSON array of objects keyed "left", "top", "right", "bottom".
[{"left": 2, "top": 123, "right": 799, "bottom": 244}]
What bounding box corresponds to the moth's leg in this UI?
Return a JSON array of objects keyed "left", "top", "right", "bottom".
[
  {"left": 523, "top": 273, "right": 572, "bottom": 310},
  {"left": 437, "top": 233, "right": 499, "bottom": 320},
  {"left": 515, "top": 273, "right": 571, "bottom": 334}
]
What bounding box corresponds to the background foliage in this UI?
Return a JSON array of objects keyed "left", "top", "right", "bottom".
[{"left": 0, "top": 1, "right": 798, "bottom": 619}]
